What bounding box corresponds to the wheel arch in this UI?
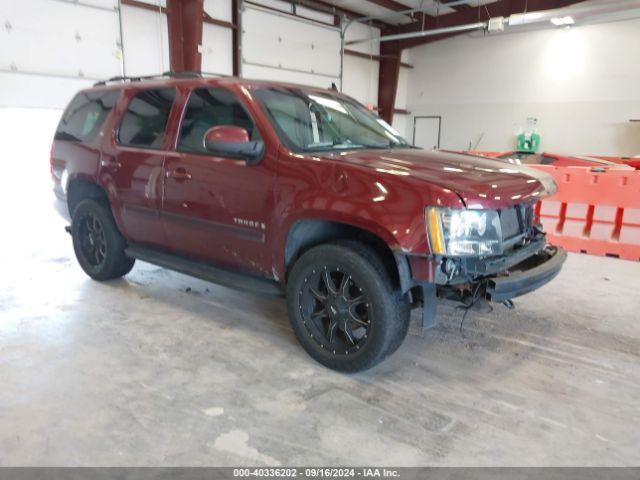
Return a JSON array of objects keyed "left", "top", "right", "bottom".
[
  {"left": 67, "top": 179, "right": 109, "bottom": 216},
  {"left": 282, "top": 218, "right": 409, "bottom": 289}
]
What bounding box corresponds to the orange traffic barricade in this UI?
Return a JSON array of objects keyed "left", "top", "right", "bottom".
[{"left": 532, "top": 165, "right": 640, "bottom": 262}]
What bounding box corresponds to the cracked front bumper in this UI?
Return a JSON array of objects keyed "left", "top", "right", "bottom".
[{"left": 486, "top": 246, "right": 567, "bottom": 302}]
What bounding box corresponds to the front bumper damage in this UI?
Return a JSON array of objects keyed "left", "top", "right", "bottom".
[
  {"left": 486, "top": 246, "right": 566, "bottom": 302},
  {"left": 397, "top": 239, "right": 567, "bottom": 333}
]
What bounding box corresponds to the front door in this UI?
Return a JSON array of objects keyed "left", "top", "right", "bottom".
[{"left": 161, "top": 87, "right": 275, "bottom": 278}]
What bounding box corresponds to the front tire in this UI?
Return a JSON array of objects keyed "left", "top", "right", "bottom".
[
  {"left": 71, "top": 198, "right": 135, "bottom": 280},
  {"left": 286, "top": 242, "right": 410, "bottom": 372}
]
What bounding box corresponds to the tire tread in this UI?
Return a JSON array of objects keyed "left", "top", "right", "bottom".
[
  {"left": 71, "top": 198, "right": 134, "bottom": 281},
  {"left": 286, "top": 241, "right": 410, "bottom": 372}
]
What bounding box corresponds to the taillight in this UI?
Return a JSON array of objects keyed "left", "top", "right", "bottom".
[{"left": 50, "top": 143, "right": 55, "bottom": 178}]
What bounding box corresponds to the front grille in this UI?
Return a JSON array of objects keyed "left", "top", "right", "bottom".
[
  {"left": 500, "top": 207, "right": 520, "bottom": 240},
  {"left": 499, "top": 204, "right": 534, "bottom": 242}
]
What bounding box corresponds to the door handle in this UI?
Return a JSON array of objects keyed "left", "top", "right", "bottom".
[
  {"left": 100, "top": 158, "right": 121, "bottom": 169},
  {"left": 166, "top": 167, "right": 192, "bottom": 181}
]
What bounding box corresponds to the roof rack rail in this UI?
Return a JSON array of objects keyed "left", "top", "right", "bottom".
[
  {"left": 93, "top": 70, "right": 205, "bottom": 87},
  {"left": 167, "top": 70, "right": 202, "bottom": 79}
]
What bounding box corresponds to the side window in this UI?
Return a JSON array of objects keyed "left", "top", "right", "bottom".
[
  {"left": 178, "top": 87, "right": 257, "bottom": 154},
  {"left": 118, "top": 88, "right": 176, "bottom": 149},
  {"left": 55, "top": 90, "right": 120, "bottom": 142},
  {"left": 254, "top": 88, "right": 311, "bottom": 150}
]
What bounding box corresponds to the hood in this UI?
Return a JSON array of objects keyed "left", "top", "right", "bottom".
[{"left": 321, "top": 148, "right": 556, "bottom": 208}]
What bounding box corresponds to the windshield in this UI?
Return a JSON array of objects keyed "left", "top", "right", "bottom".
[{"left": 254, "top": 88, "right": 410, "bottom": 153}]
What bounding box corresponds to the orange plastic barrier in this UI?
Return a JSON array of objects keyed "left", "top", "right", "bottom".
[
  {"left": 532, "top": 165, "right": 640, "bottom": 261},
  {"left": 593, "top": 156, "right": 640, "bottom": 169}
]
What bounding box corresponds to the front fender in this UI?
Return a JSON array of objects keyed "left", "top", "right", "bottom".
[{"left": 271, "top": 152, "right": 463, "bottom": 280}]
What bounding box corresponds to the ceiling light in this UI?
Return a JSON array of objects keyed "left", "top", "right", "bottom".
[{"left": 551, "top": 16, "right": 575, "bottom": 26}]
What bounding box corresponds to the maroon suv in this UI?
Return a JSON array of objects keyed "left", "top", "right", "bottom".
[{"left": 51, "top": 74, "right": 566, "bottom": 371}]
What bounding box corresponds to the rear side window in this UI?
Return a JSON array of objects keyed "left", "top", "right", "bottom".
[
  {"left": 118, "top": 88, "right": 176, "bottom": 149},
  {"left": 55, "top": 90, "right": 120, "bottom": 142},
  {"left": 178, "top": 87, "right": 257, "bottom": 154}
]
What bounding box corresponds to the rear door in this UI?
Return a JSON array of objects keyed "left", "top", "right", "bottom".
[
  {"left": 107, "top": 87, "right": 176, "bottom": 247},
  {"left": 161, "top": 86, "right": 275, "bottom": 277}
]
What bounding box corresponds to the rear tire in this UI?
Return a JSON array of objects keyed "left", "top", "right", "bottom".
[
  {"left": 71, "top": 198, "right": 135, "bottom": 280},
  {"left": 286, "top": 242, "right": 410, "bottom": 372}
]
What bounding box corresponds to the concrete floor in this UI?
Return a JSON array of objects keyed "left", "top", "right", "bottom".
[{"left": 1, "top": 132, "right": 640, "bottom": 466}]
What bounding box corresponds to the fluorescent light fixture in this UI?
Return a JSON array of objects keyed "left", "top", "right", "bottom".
[
  {"left": 524, "top": 12, "right": 545, "bottom": 21},
  {"left": 551, "top": 16, "right": 575, "bottom": 26}
]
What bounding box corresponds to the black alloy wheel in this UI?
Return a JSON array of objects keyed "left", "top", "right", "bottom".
[
  {"left": 286, "top": 242, "right": 411, "bottom": 372},
  {"left": 71, "top": 198, "right": 135, "bottom": 280},
  {"left": 298, "top": 265, "right": 371, "bottom": 355},
  {"left": 77, "top": 213, "right": 107, "bottom": 268}
]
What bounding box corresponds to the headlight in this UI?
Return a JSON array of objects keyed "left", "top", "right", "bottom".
[{"left": 427, "top": 207, "right": 502, "bottom": 256}]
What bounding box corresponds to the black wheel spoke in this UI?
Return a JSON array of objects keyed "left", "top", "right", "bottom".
[
  {"left": 342, "top": 322, "right": 356, "bottom": 345},
  {"left": 348, "top": 295, "right": 365, "bottom": 306},
  {"left": 311, "top": 310, "right": 327, "bottom": 321},
  {"left": 299, "top": 264, "right": 371, "bottom": 355},
  {"left": 327, "top": 319, "right": 338, "bottom": 343},
  {"left": 323, "top": 270, "right": 338, "bottom": 295},
  {"left": 310, "top": 287, "right": 327, "bottom": 302},
  {"left": 78, "top": 214, "right": 107, "bottom": 268},
  {"left": 339, "top": 275, "right": 351, "bottom": 298},
  {"left": 348, "top": 308, "right": 369, "bottom": 326}
]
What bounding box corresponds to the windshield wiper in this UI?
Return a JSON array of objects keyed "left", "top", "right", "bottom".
[
  {"left": 302, "top": 139, "right": 411, "bottom": 152},
  {"left": 360, "top": 141, "right": 412, "bottom": 150},
  {"left": 304, "top": 137, "right": 353, "bottom": 151}
]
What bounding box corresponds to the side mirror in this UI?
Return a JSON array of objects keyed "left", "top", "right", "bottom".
[{"left": 203, "top": 125, "right": 264, "bottom": 164}]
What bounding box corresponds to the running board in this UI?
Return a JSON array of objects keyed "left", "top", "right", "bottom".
[{"left": 125, "top": 244, "right": 283, "bottom": 297}]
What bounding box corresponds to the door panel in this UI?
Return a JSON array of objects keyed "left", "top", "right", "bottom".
[
  {"left": 108, "top": 149, "right": 165, "bottom": 246},
  {"left": 108, "top": 87, "right": 176, "bottom": 247},
  {"left": 160, "top": 86, "right": 275, "bottom": 277},
  {"left": 162, "top": 152, "right": 274, "bottom": 276}
]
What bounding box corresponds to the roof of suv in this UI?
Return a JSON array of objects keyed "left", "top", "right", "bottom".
[{"left": 88, "top": 74, "right": 339, "bottom": 95}]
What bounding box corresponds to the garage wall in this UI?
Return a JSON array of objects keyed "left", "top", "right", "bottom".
[
  {"left": 0, "top": 0, "right": 389, "bottom": 141},
  {"left": 241, "top": 0, "right": 341, "bottom": 90},
  {"left": 202, "top": 0, "right": 234, "bottom": 75},
  {"left": 0, "top": 0, "right": 175, "bottom": 109},
  {"left": 392, "top": 49, "right": 410, "bottom": 139},
  {"left": 0, "top": 0, "right": 385, "bottom": 110},
  {"left": 240, "top": 2, "right": 382, "bottom": 109},
  {"left": 120, "top": 2, "right": 170, "bottom": 78},
  {"left": 0, "top": 0, "right": 174, "bottom": 174},
  {"left": 0, "top": 0, "right": 122, "bottom": 108},
  {"left": 342, "top": 22, "right": 380, "bottom": 108},
  {"left": 405, "top": 17, "right": 640, "bottom": 156}
]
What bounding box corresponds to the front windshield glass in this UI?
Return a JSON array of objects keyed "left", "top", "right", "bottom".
[{"left": 254, "top": 88, "right": 410, "bottom": 153}]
